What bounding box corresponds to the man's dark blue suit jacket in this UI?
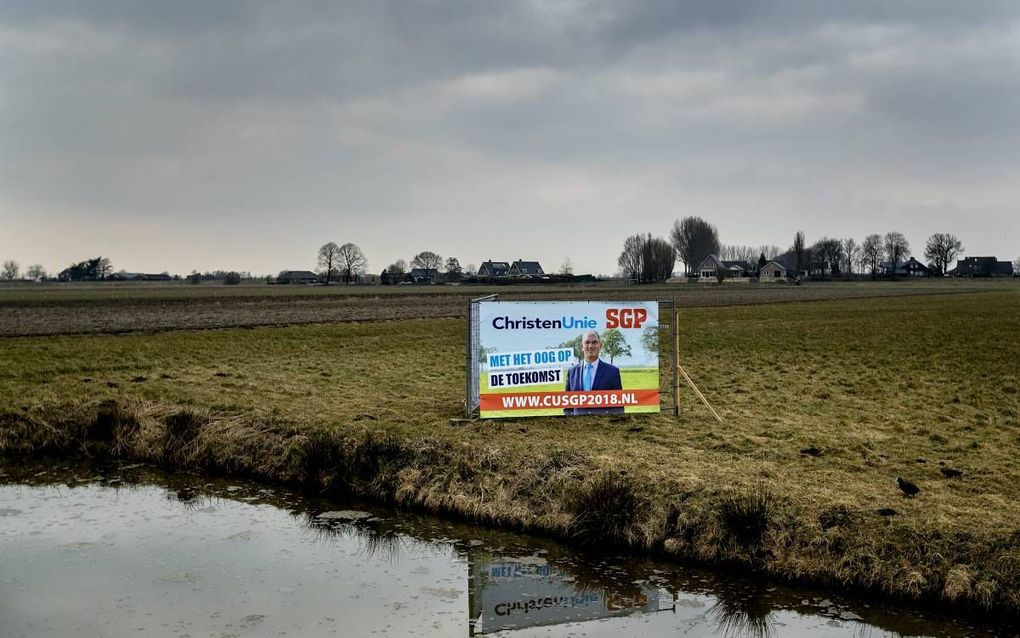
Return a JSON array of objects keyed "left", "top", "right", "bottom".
[{"left": 563, "top": 359, "right": 624, "bottom": 415}]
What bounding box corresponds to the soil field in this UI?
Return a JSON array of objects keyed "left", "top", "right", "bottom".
[{"left": 1, "top": 279, "right": 1013, "bottom": 337}]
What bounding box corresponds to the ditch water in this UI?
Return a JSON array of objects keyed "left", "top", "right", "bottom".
[{"left": 1, "top": 462, "right": 1013, "bottom": 638}]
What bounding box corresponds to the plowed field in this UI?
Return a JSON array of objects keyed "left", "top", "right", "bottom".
[{"left": 1, "top": 279, "right": 1012, "bottom": 336}]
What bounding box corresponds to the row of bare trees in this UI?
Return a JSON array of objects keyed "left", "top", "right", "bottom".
[
  {"left": 617, "top": 217, "right": 722, "bottom": 283},
  {"left": 317, "top": 242, "right": 367, "bottom": 284},
  {"left": 619, "top": 216, "right": 976, "bottom": 284},
  {"left": 795, "top": 231, "right": 963, "bottom": 277},
  {"left": 617, "top": 234, "right": 675, "bottom": 283}
]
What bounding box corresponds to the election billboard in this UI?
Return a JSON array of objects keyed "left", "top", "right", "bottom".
[{"left": 478, "top": 301, "right": 659, "bottom": 419}]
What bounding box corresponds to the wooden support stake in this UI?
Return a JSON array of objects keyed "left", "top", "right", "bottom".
[
  {"left": 678, "top": 364, "right": 724, "bottom": 424},
  {"left": 673, "top": 306, "right": 681, "bottom": 417}
]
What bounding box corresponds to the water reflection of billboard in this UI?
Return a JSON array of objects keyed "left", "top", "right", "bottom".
[
  {"left": 469, "top": 556, "right": 672, "bottom": 635},
  {"left": 478, "top": 301, "right": 660, "bottom": 419}
]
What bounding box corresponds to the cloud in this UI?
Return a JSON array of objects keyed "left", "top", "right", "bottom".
[{"left": 1, "top": 1, "right": 1018, "bottom": 275}]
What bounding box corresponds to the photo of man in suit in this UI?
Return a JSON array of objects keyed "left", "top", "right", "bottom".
[{"left": 564, "top": 330, "right": 624, "bottom": 415}]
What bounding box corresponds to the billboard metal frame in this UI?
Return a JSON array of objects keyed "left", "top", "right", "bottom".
[{"left": 466, "top": 297, "right": 678, "bottom": 419}]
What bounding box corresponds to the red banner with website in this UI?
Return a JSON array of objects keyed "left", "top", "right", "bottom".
[{"left": 480, "top": 389, "right": 659, "bottom": 412}]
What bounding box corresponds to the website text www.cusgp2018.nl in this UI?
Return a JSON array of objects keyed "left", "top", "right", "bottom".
[{"left": 499, "top": 392, "right": 638, "bottom": 409}]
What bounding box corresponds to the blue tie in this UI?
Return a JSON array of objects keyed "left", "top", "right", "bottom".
[{"left": 583, "top": 363, "right": 593, "bottom": 391}]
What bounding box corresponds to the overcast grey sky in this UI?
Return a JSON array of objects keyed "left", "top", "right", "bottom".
[{"left": 2, "top": 1, "right": 1017, "bottom": 276}]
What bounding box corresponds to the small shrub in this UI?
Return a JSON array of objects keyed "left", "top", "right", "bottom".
[
  {"left": 88, "top": 400, "right": 119, "bottom": 442},
  {"left": 162, "top": 409, "right": 205, "bottom": 465},
  {"left": 564, "top": 471, "right": 640, "bottom": 546},
  {"left": 90, "top": 400, "right": 140, "bottom": 456},
  {"left": 299, "top": 429, "right": 345, "bottom": 489},
  {"left": 299, "top": 429, "right": 408, "bottom": 497},
  {"left": 350, "top": 432, "right": 407, "bottom": 496},
  {"left": 719, "top": 482, "right": 776, "bottom": 550}
]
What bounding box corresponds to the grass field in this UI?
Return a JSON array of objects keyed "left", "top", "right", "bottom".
[{"left": 1, "top": 286, "right": 1019, "bottom": 613}]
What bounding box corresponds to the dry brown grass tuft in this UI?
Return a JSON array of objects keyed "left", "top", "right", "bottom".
[
  {"left": 161, "top": 408, "right": 207, "bottom": 466},
  {"left": 717, "top": 482, "right": 779, "bottom": 555},
  {"left": 90, "top": 400, "right": 140, "bottom": 457},
  {"left": 564, "top": 471, "right": 643, "bottom": 546}
]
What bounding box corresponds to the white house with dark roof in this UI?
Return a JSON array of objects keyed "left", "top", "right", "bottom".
[
  {"left": 697, "top": 255, "right": 752, "bottom": 279},
  {"left": 508, "top": 260, "right": 545, "bottom": 278},
  {"left": 477, "top": 260, "right": 511, "bottom": 278},
  {"left": 759, "top": 261, "right": 787, "bottom": 282}
]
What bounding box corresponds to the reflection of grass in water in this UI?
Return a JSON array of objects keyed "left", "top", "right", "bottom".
[
  {"left": 304, "top": 513, "right": 413, "bottom": 563},
  {"left": 163, "top": 486, "right": 207, "bottom": 512},
  {"left": 707, "top": 587, "right": 777, "bottom": 638}
]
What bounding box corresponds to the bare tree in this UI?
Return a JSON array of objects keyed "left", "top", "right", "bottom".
[
  {"left": 884, "top": 232, "right": 911, "bottom": 275},
  {"left": 719, "top": 244, "right": 756, "bottom": 263},
  {"left": 811, "top": 237, "right": 843, "bottom": 277},
  {"left": 618, "top": 234, "right": 644, "bottom": 281},
  {"left": 318, "top": 242, "right": 341, "bottom": 285},
  {"left": 1014, "top": 257, "right": 1020, "bottom": 276},
  {"left": 792, "top": 231, "right": 806, "bottom": 274},
  {"left": 465, "top": 263, "right": 476, "bottom": 276},
  {"left": 411, "top": 251, "right": 443, "bottom": 271},
  {"left": 26, "top": 264, "right": 47, "bottom": 281},
  {"left": 97, "top": 257, "right": 114, "bottom": 280},
  {"left": 2, "top": 260, "right": 20, "bottom": 280},
  {"left": 641, "top": 235, "right": 675, "bottom": 283},
  {"left": 758, "top": 245, "right": 782, "bottom": 260},
  {"left": 861, "top": 234, "right": 883, "bottom": 278},
  {"left": 559, "top": 258, "right": 574, "bottom": 275},
  {"left": 337, "top": 243, "right": 367, "bottom": 283},
  {"left": 924, "top": 233, "right": 963, "bottom": 276},
  {"left": 620, "top": 235, "right": 674, "bottom": 283},
  {"left": 386, "top": 259, "right": 407, "bottom": 276},
  {"left": 444, "top": 257, "right": 462, "bottom": 282},
  {"left": 670, "top": 217, "right": 720, "bottom": 275},
  {"left": 842, "top": 238, "right": 859, "bottom": 277}
]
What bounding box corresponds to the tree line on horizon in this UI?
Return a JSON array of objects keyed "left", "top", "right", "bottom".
[
  {"left": 2, "top": 231, "right": 1016, "bottom": 284},
  {"left": 615, "top": 217, "right": 989, "bottom": 283}
]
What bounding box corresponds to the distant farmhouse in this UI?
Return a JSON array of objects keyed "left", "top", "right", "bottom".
[
  {"left": 948, "top": 256, "right": 1013, "bottom": 277},
  {"left": 697, "top": 254, "right": 753, "bottom": 279},
  {"left": 771, "top": 251, "right": 834, "bottom": 278},
  {"left": 881, "top": 257, "right": 931, "bottom": 277},
  {"left": 379, "top": 258, "right": 583, "bottom": 285},
  {"left": 476, "top": 261, "right": 510, "bottom": 278},
  {"left": 406, "top": 268, "right": 440, "bottom": 284},
  {"left": 277, "top": 270, "right": 320, "bottom": 284},
  {"left": 476, "top": 259, "right": 548, "bottom": 281},
  {"left": 106, "top": 272, "right": 174, "bottom": 281},
  {"left": 508, "top": 259, "right": 546, "bottom": 278},
  {"left": 759, "top": 261, "right": 788, "bottom": 282}
]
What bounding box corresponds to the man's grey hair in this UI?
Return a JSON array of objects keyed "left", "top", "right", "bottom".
[{"left": 580, "top": 330, "right": 601, "bottom": 343}]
